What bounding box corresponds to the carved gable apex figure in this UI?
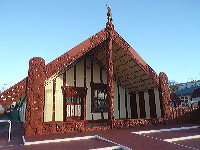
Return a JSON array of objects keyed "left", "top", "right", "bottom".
[{"left": 106, "top": 5, "right": 113, "bottom": 22}]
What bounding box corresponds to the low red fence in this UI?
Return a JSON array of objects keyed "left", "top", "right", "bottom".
[{"left": 169, "top": 107, "right": 200, "bottom": 124}]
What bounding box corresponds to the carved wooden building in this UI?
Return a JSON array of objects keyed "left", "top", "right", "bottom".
[{"left": 0, "top": 16, "right": 172, "bottom": 136}]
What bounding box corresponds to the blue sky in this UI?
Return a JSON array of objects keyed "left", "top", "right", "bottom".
[{"left": 0, "top": 0, "right": 200, "bottom": 88}]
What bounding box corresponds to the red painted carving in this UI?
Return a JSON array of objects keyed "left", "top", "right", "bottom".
[
  {"left": 25, "top": 57, "right": 46, "bottom": 136},
  {"left": 85, "top": 126, "right": 110, "bottom": 131},
  {"left": 43, "top": 121, "right": 110, "bottom": 134},
  {"left": 46, "top": 29, "right": 107, "bottom": 80},
  {"left": 170, "top": 90, "right": 181, "bottom": 108},
  {"left": 43, "top": 121, "right": 84, "bottom": 134},
  {"left": 113, "top": 118, "right": 164, "bottom": 128},
  {"left": 159, "top": 72, "right": 171, "bottom": 122},
  {"left": 144, "top": 65, "right": 159, "bottom": 85},
  {"left": 106, "top": 22, "right": 115, "bottom": 123},
  {"left": 62, "top": 86, "right": 87, "bottom": 97},
  {"left": 0, "top": 78, "right": 27, "bottom": 108}
]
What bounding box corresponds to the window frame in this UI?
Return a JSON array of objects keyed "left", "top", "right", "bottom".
[{"left": 90, "top": 82, "right": 108, "bottom": 113}]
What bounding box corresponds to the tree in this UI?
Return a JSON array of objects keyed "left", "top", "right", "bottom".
[{"left": 169, "top": 80, "right": 179, "bottom": 91}]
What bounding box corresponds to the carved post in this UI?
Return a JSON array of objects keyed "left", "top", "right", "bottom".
[
  {"left": 159, "top": 72, "right": 171, "bottom": 123},
  {"left": 25, "top": 57, "right": 46, "bottom": 136},
  {"left": 106, "top": 22, "right": 115, "bottom": 127}
]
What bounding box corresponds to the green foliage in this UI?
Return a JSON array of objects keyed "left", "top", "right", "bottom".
[{"left": 169, "top": 80, "right": 179, "bottom": 91}]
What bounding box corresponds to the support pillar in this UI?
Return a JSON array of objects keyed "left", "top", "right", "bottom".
[
  {"left": 106, "top": 22, "right": 115, "bottom": 127},
  {"left": 159, "top": 72, "right": 171, "bottom": 123},
  {"left": 25, "top": 57, "right": 46, "bottom": 136}
]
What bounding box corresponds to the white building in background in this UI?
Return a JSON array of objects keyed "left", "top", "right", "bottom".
[
  {"left": 179, "top": 80, "right": 200, "bottom": 90},
  {"left": 176, "top": 80, "right": 200, "bottom": 108}
]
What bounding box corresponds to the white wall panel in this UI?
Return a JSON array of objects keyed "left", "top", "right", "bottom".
[
  {"left": 93, "top": 62, "right": 100, "bottom": 83},
  {"left": 119, "top": 86, "right": 126, "bottom": 118},
  {"left": 144, "top": 91, "right": 150, "bottom": 118},
  {"left": 154, "top": 88, "right": 161, "bottom": 118},
  {"left": 66, "top": 67, "right": 74, "bottom": 86},
  {"left": 86, "top": 58, "right": 92, "bottom": 120},
  {"left": 55, "top": 75, "right": 63, "bottom": 121},
  {"left": 136, "top": 93, "right": 140, "bottom": 118},
  {"left": 102, "top": 69, "right": 107, "bottom": 84},
  {"left": 114, "top": 81, "right": 119, "bottom": 119},
  {"left": 76, "top": 60, "right": 84, "bottom": 87},
  {"left": 44, "top": 81, "right": 53, "bottom": 122}
]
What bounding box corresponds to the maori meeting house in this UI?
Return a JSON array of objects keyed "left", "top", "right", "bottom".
[{"left": 0, "top": 8, "right": 199, "bottom": 136}]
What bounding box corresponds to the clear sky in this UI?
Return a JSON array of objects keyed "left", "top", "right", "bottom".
[{"left": 0, "top": 0, "right": 200, "bottom": 89}]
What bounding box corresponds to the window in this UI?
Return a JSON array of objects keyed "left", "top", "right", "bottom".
[
  {"left": 67, "top": 97, "right": 81, "bottom": 103},
  {"left": 93, "top": 89, "right": 108, "bottom": 112},
  {"left": 91, "top": 82, "right": 108, "bottom": 113}
]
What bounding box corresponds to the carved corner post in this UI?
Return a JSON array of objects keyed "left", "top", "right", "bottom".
[
  {"left": 159, "top": 72, "right": 171, "bottom": 124},
  {"left": 106, "top": 22, "right": 115, "bottom": 128},
  {"left": 25, "top": 57, "right": 46, "bottom": 136}
]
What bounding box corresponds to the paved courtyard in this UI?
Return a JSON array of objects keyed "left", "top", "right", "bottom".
[{"left": 0, "top": 123, "right": 200, "bottom": 150}]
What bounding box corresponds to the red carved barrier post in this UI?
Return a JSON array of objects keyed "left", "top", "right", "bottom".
[
  {"left": 106, "top": 22, "right": 115, "bottom": 128},
  {"left": 25, "top": 57, "right": 46, "bottom": 136},
  {"left": 159, "top": 72, "right": 171, "bottom": 123}
]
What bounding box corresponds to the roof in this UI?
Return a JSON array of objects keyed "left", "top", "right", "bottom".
[
  {"left": 175, "top": 86, "right": 200, "bottom": 96},
  {"left": 0, "top": 22, "right": 160, "bottom": 108},
  {"left": 191, "top": 88, "right": 200, "bottom": 99}
]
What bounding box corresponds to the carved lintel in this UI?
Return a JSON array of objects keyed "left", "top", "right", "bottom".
[{"left": 61, "top": 86, "right": 87, "bottom": 97}]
